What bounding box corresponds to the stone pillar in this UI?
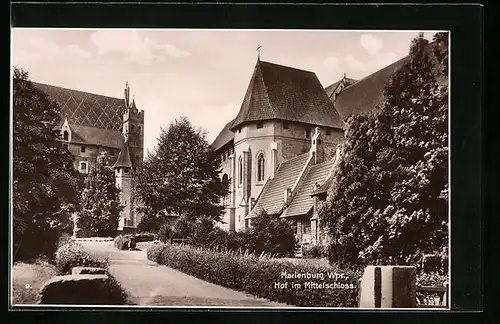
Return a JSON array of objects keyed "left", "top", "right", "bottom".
[{"left": 359, "top": 266, "right": 417, "bottom": 308}]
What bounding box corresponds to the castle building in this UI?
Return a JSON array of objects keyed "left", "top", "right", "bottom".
[
  {"left": 212, "top": 55, "right": 418, "bottom": 246},
  {"left": 33, "top": 81, "right": 144, "bottom": 232}
]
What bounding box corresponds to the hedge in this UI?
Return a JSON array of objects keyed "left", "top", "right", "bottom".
[
  {"left": 55, "top": 241, "right": 109, "bottom": 275},
  {"left": 147, "top": 243, "right": 361, "bottom": 307}
]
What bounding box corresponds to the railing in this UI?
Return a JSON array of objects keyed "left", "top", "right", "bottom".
[{"left": 416, "top": 284, "right": 449, "bottom": 308}]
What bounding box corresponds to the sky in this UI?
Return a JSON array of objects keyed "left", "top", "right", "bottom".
[{"left": 11, "top": 29, "right": 436, "bottom": 155}]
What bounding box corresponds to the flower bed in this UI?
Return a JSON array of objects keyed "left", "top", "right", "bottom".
[{"left": 147, "top": 243, "right": 361, "bottom": 307}]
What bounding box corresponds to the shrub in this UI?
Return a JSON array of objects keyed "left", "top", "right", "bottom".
[
  {"left": 55, "top": 242, "right": 108, "bottom": 275},
  {"left": 133, "top": 232, "right": 158, "bottom": 243},
  {"left": 147, "top": 243, "right": 361, "bottom": 307},
  {"left": 302, "top": 244, "right": 327, "bottom": 259},
  {"left": 114, "top": 235, "right": 136, "bottom": 250},
  {"left": 416, "top": 271, "right": 449, "bottom": 287}
]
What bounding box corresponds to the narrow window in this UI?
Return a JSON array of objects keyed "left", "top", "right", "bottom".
[
  {"left": 80, "top": 162, "right": 87, "bottom": 172},
  {"left": 110, "top": 151, "right": 115, "bottom": 156},
  {"left": 305, "top": 129, "right": 311, "bottom": 139},
  {"left": 238, "top": 128, "right": 241, "bottom": 134},
  {"left": 125, "top": 167, "right": 130, "bottom": 174},
  {"left": 81, "top": 146, "right": 86, "bottom": 153},
  {"left": 63, "top": 130, "right": 69, "bottom": 141},
  {"left": 257, "top": 153, "right": 265, "bottom": 182},
  {"left": 131, "top": 125, "right": 135, "bottom": 133},
  {"left": 326, "top": 128, "right": 331, "bottom": 136},
  {"left": 257, "top": 121, "right": 263, "bottom": 129},
  {"left": 138, "top": 126, "right": 141, "bottom": 134},
  {"left": 238, "top": 157, "right": 243, "bottom": 185},
  {"left": 222, "top": 174, "right": 229, "bottom": 206},
  {"left": 283, "top": 121, "right": 289, "bottom": 129}
]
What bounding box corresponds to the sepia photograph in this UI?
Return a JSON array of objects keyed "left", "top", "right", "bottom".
[{"left": 10, "top": 28, "right": 450, "bottom": 309}]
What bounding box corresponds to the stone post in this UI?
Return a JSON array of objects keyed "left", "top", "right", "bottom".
[{"left": 359, "top": 265, "right": 417, "bottom": 308}]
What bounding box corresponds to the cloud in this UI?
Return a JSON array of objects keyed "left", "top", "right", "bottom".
[
  {"left": 360, "top": 34, "right": 383, "bottom": 56},
  {"left": 90, "top": 30, "right": 191, "bottom": 64},
  {"left": 345, "top": 51, "right": 400, "bottom": 75},
  {"left": 24, "top": 37, "right": 91, "bottom": 59}
]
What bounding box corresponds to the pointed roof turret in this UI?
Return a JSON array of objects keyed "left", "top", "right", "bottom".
[
  {"left": 230, "top": 60, "right": 344, "bottom": 131},
  {"left": 113, "top": 139, "right": 135, "bottom": 169},
  {"left": 124, "top": 81, "right": 130, "bottom": 108},
  {"left": 131, "top": 98, "right": 137, "bottom": 110}
]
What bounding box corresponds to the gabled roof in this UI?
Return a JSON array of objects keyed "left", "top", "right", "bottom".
[
  {"left": 70, "top": 124, "right": 124, "bottom": 149},
  {"left": 281, "top": 158, "right": 335, "bottom": 218},
  {"left": 249, "top": 152, "right": 310, "bottom": 217},
  {"left": 324, "top": 77, "right": 358, "bottom": 99},
  {"left": 113, "top": 140, "right": 135, "bottom": 168},
  {"left": 230, "top": 60, "right": 344, "bottom": 131},
  {"left": 333, "top": 56, "right": 409, "bottom": 120},
  {"left": 33, "top": 82, "right": 125, "bottom": 131},
  {"left": 211, "top": 119, "right": 235, "bottom": 151}
]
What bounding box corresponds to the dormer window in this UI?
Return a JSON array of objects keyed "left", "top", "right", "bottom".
[
  {"left": 81, "top": 146, "right": 86, "bottom": 153},
  {"left": 257, "top": 121, "right": 263, "bottom": 129}
]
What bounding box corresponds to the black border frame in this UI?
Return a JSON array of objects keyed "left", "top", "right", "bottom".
[{"left": 6, "top": 2, "right": 484, "bottom": 321}]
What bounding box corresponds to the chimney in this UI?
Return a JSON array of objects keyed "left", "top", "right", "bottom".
[{"left": 311, "top": 127, "right": 322, "bottom": 164}]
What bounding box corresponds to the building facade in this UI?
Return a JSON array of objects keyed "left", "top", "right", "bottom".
[
  {"left": 34, "top": 81, "right": 144, "bottom": 232},
  {"left": 212, "top": 55, "right": 421, "bottom": 247}
]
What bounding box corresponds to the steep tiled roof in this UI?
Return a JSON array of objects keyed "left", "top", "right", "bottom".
[
  {"left": 211, "top": 119, "right": 235, "bottom": 151},
  {"left": 70, "top": 125, "right": 124, "bottom": 149},
  {"left": 334, "top": 56, "right": 409, "bottom": 120},
  {"left": 281, "top": 159, "right": 335, "bottom": 218},
  {"left": 249, "top": 153, "right": 311, "bottom": 217},
  {"left": 333, "top": 41, "right": 448, "bottom": 120},
  {"left": 33, "top": 82, "right": 125, "bottom": 131},
  {"left": 113, "top": 140, "right": 135, "bottom": 168},
  {"left": 230, "top": 60, "right": 344, "bottom": 131}
]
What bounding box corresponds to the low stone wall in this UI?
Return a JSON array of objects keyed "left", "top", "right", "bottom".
[{"left": 38, "top": 273, "right": 111, "bottom": 305}]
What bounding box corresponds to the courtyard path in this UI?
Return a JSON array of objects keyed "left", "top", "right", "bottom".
[{"left": 81, "top": 241, "right": 289, "bottom": 307}]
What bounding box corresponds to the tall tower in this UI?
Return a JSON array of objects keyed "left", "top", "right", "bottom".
[
  {"left": 114, "top": 82, "right": 145, "bottom": 232},
  {"left": 113, "top": 140, "right": 135, "bottom": 231}
]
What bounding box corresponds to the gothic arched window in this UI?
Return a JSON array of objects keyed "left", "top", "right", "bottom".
[
  {"left": 238, "top": 156, "right": 243, "bottom": 186},
  {"left": 63, "top": 130, "right": 69, "bottom": 141},
  {"left": 257, "top": 153, "right": 265, "bottom": 182}
]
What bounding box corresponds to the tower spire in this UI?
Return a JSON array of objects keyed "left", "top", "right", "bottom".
[
  {"left": 257, "top": 45, "right": 261, "bottom": 61},
  {"left": 124, "top": 81, "right": 130, "bottom": 108}
]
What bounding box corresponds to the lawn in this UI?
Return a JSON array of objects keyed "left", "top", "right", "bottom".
[{"left": 11, "top": 260, "right": 57, "bottom": 305}]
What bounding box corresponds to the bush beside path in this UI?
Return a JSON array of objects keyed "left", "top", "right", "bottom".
[{"left": 81, "top": 241, "right": 288, "bottom": 307}]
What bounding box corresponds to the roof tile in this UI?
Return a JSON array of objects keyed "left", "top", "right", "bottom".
[{"left": 249, "top": 153, "right": 310, "bottom": 217}]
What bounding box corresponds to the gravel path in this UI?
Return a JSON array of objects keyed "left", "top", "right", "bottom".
[{"left": 82, "top": 241, "right": 289, "bottom": 307}]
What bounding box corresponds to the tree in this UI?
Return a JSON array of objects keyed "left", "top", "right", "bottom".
[
  {"left": 244, "top": 210, "right": 297, "bottom": 257},
  {"left": 12, "top": 67, "right": 83, "bottom": 261},
  {"left": 319, "top": 34, "right": 449, "bottom": 269},
  {"left": 135, "top": 117, "right": 229, "bottom": 232},
  {"left": 77, "top": 152, "right": 122, "bottom": 237}
]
